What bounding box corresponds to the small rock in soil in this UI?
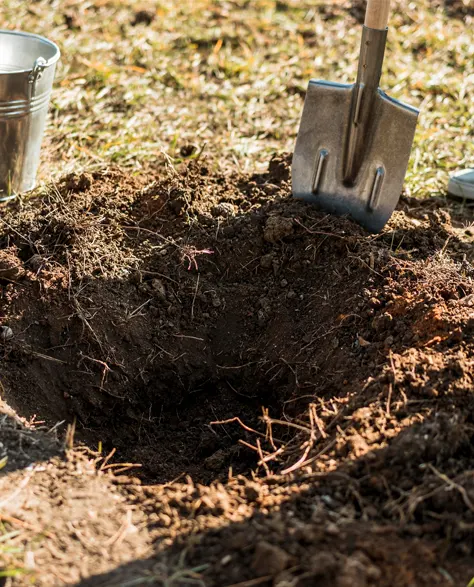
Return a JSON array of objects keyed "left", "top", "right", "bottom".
[
  {"left": 260, "top": 254, "right": 274, "bottom": 269},
  {"left": 0, "top": 326, "right": 13, "bottom": 341},
  {"left": 264, "top": 216, "right": 294, "bottom": 243},
  {"left": 211, "top": 293, "right": 222, "bottom": 308},
  {"left": 252, "top": 541, "right": 290, "bottom": 577},
  {"left": 151, "top": 279, "right": 167, "bottom": 301},
  {"left": 357, "top": 335, "right": 371, "bottom": 347},
  {"left": 220, "top": 554, "right": 232, "bottom": 566}
]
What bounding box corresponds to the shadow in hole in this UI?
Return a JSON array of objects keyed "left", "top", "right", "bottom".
[
  {"left": 0, "top": 403, "right": 61, "bottom": 476},
  {"left": 0, "top": 159, "right": 472, "bottom": 485},
  {"left": 69, "top": 404, "right": 474, "bottom": 587}
]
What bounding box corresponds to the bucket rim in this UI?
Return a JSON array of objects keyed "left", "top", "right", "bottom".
[{"left": 0, "top": 29, "right": 60, "bottom": 73}]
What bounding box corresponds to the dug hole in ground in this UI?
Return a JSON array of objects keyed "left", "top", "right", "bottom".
[{"left": 0, "top": 154, "right": 473, "bottom": 586}]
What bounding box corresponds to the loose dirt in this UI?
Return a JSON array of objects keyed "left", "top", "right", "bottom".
[{"left": 1, "top": 155, "right": 474, "bottom": 586}]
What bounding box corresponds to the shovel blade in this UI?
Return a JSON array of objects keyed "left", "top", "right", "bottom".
[{"left": 292, "top": 80, "right": 419, "bottom": 233}]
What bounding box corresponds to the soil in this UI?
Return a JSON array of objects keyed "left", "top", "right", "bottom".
[{"left": 1, "top": 154, "right": 474, "bottom": 586}]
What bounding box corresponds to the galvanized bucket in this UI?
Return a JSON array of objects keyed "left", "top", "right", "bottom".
[{"left": 0, "top": 30, "right": 60, "bottom": 201}]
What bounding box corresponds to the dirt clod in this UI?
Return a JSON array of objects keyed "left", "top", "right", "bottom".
[
  {"left": 0, "top": 249, "right": 25, "bottom": 281},
  {"left": 252, "top": 541, "right": 291, "bottom": 576},
  {"left": 264, "top": 215, "right": 294, "bottom": 243}
]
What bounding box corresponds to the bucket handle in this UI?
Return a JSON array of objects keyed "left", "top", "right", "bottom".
[{"left": 28, "top": 57, "right": 47, "bottom": 99}]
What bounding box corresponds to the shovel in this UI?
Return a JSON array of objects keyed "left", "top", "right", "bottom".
[{"left": 292, "top": 0, "right": 419, "bottom": 233}]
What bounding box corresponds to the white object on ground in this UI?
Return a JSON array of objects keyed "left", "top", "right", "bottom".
[{"left": 448, "top": 168, "right": 474, "bottom": 200}]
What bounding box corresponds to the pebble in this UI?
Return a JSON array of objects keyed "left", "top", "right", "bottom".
[
  {"left": 357, "top": 335, "right": 371, "bottom": 347},
  {"left": 260, "top": 254, "right": 274, "bottom": 269},
  {"left": 280, "top": 279, "right": 288, "bottom": 287},
  {"left": 257, "top": 309, "right": 266, "bottom": 324},
  {"left": 0, "top": 326, "right": 13, "bottom": 342},
  {"left": 151, "top": 279, "right": 167, "bottom": 301}
]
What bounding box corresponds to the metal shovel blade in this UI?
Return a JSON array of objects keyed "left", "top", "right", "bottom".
[{"left": 292, "top": 27, "right": 419, "bottom": 233}]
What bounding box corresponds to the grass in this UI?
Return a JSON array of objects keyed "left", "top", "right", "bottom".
[
  {"left": 0, "top": 525, "right": 33, "bottom": 582},
  {"left": 0, "top": 0, "right": 472, "bottom": 193}
]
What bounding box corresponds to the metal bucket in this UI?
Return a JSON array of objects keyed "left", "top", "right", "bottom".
[{"left": 0, "top": 30, "right": 60, "bottom": 201}]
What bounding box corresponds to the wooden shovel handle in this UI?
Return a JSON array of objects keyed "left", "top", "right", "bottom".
[{"left": 365, "top": 0, "right": 390, "bottom": 29}]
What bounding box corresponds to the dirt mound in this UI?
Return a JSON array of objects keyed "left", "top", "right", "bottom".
[{"left": 1, "top": 155, "right": 474, "bottom": 585}]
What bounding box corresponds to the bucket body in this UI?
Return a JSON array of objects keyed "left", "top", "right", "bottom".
[{"left": 0, "top": 30, "right": 60, "bottom": 201}]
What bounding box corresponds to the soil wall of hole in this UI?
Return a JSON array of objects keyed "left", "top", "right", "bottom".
[{"left": 0, "top": 154, "right": 473, "bottom": 491}]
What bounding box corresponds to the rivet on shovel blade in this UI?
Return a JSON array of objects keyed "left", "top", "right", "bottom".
[
  {"left": 311, "top": 149, "right": 329, "bottom": 194},
  {"left": 368, "top": 166, "right": 385, "bottom": 211}
]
